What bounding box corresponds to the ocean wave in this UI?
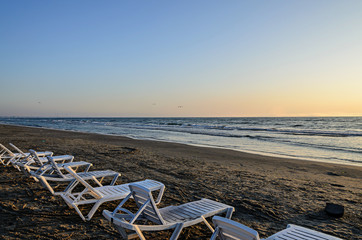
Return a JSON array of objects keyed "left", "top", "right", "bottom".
[
  {"left": 119, "top": 124, "right": 362, "bottom": 153},
  {"left": 111, "top": 123, "right": 362, "bottom": 155},
  {"left": 1, "top": 117, "right": 361, "bottom": 166},
  {"left": 140, "top": 123, "right": 362, "bottom": 138}
]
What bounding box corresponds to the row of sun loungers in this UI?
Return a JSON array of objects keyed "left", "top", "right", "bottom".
[{"left": 1, "top": 143, "right": 343, "bottom": 239}]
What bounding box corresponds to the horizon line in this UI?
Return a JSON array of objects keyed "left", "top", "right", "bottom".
[{"left": 1, "top": 115, "right": 361, "bottom": 118}]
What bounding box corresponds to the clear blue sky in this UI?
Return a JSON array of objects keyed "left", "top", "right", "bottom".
[{"left": 1, "top": 1, "right": 361, "bottom": 117}]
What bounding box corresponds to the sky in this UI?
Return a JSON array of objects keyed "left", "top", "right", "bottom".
[{"left": 0, "top": 1, "right": 361, "bottom": 117}]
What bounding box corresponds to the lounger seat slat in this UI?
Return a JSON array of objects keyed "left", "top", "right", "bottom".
[
  {"left": 179, "top": 204, "right": 207, "bottom": 215},
  {"left": 291, "top": 227, "right": 331, "bottom": 239},
  {"left": 96, "top": 186, "right": 128, "bottom": 196},
  {"left": 172, "top": 207, "right": 203, "bottom": 218},
  {"left": 160, "top": 200, "right": 228, "bottom": 223},
  {"left": 266, "top": 224, "right": 342, "bottom": 240},
  {"left": 143, "top": 181, "right": 163, "bottom": 189},
  {"left": 271, "top": 230, "right": 326, "bottom": 240},
  {"left": 111, "top": 187, "right": 129, "bottom": 195},
  {"left": 98, "top": 188, "right": 114, "bottom": 196},
  {"left": 170, "top": 207, "right": 200, "bottom": 218},
  {"left": 182, "top": 203, "right": 210, "bottom": 214},
  {"left": 161, "top": 211, "right": 196, "bottom": 222},
  {"left": 197, "top": 199, "right": 229, "bottom": 209},
  {"left": 77, "top": 170, "right": 115, "bottom": 178},
  {"left": 179, "top": 199, "right": 228, "bottom": 215},
  {"left": 62, "top": 161, "right": 89, "bottom": 167},
  {"left": 101, "top": 188, "right": 123, "bottom": 196},
  {"left": 184, "top": 200, "right": 217, "bottom": 210},
  {"left": 163, "top": 206, "right": 200, "bottom": 219}
]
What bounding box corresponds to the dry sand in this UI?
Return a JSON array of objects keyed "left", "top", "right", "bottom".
[{"left": 0, "top": 124, "right": 361, "bottom": 239}]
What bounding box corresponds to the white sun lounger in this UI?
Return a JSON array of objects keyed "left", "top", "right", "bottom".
[
  {"left": 10, "top": 144, "right": 55, "bottom": 170},
  {"left": 103, "top": 183, "right": 235, "bottom": 240},
  {"left": 17, "top": 149, "right": 75, "bottom": 175},
  {"left": 210, "top": 216, "right": 343, "bottom": 240},
  {"left": 29, "top": 156, "right": 120, "bottom": 195},
  {"left": 0, "top": 143, "right": 52, "bottom": 166},
  {"left": 61, "top": 166, "right": 165, "bottom": 221},
  {"left": 0, "top": 143, "right": 19, "bottom": 165}
]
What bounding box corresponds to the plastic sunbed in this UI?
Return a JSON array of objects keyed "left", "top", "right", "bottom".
[
  {"left": 61, "top": 166, "right": 165, "bottom": 221},
  {"left": 103, "top": 183, "right": 235, "bottom": 240},
  {"left": 0, "top": 143, "right": 52, "bottom": 166},
  {"left": 17, "top": 149, "right": 76, "bottom": 176},
  {"left": 30, "top": 155, "right": 119, "bottom": 195},
  {"left": 210, "top": 216, "right": 343, "bottom": 240}
]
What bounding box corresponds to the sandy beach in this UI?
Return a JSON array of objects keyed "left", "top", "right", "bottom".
[{"left": 0, "top": 124, "right": 361, "bottom": 239}]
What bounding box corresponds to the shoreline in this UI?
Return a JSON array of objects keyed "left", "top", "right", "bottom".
[
  {"left": 1, "top": 124, "right": 361, "bottom": 239},
  {"left": 1, "top": 123, "right": 360, "bottom": 168}
]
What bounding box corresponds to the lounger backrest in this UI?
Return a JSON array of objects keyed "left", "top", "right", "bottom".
[
  {"left": 46, "top": 156, "right": 65, "bottom": 177},
  {"left": 9, "top": 143, "right": 27, "bottom": 157},
  {"left": 0, "top": 143, "right": 14, "bottom": 156},
  {"left": 29, "top": 149, "right": 44, "bottom": 166},
  {"left": 129, "top": 184, "right": 166, "bottom": 225},
  {"left": 211, "top": 216, "right": 260, "bottom": 240},
  {"left": 64, "top": 166, "right": 103, "bottom": 198},
  {"left": 272, "top": 224, "right": 342, "bottom": 240}
]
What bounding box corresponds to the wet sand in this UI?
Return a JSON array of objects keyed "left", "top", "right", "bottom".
[{"left": 0, "top": 124, "right": 361, "bottom": 239}]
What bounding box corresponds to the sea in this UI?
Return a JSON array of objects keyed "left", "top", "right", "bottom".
[{"left": 0, "top": 117, "right": 361, "bottom": 166}]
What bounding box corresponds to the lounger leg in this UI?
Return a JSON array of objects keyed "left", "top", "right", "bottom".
[
  {"left": 170, "top": 223, "right": 184, "bottom": 240},
  {"left": 31, "top": 175, "right": 39, "bottom": 182},
  {"left": 134, "top": 226, "right": 146, "bottom": 240},
  {"left": 201, "top": 216, "right": 214, "bottom": 232},
  {"left": 63, "top": 198, "right": 74, "bottom": 209},
  {"left": 84, "top": 164, "right": 92, "bottom": 172},
  {"left": 6, "top": 156, "right": 15, "bottom": 165},
  {"left": 99, "top": 176, "right": 105, "bottom": 184},
  {"left": 72, "top": 204, "right": 86, "bottom": 221},
  {"left": 62, "top": 179, "right": 78, "bottom": 195},
  {"left": 154, "top": 185, "right": 165, "bottom": 205},
  {"left": 115, "top": 226, "right": 132, "bottom": 239},
  {"left": 225, "top": 207, "right": 234, "bottom": 219},
  {"left": 110, "top": 174, "right": 119, "bottom": 186},
  {"left": 38, "top": 176, "right": 55, "bottom": 195},
  {"left": 20, "top": 166, "right": 31, "bottom": 177},
  {"left": 115, "top": 226, "right": 140, "bottom": 239},
  {"left": 14, "top": 164, "right": 21, "bottom": 171},
  {"left": 86, "top": 201, "right": 103, "bottom": 220},
  {"left": 210, "top": 227, "right": 220, "bottom": 240},
  {"left": 92, "top": 176, "right": 103, "bottom": 187}
]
